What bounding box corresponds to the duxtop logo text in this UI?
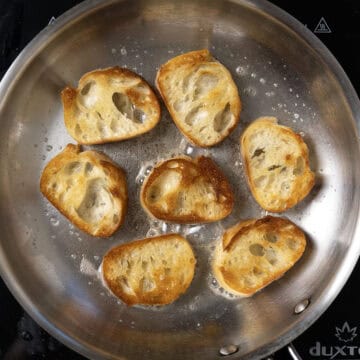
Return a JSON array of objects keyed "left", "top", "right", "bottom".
[{"left": 310, "top": 322, "right": 360, "bottom": 359}]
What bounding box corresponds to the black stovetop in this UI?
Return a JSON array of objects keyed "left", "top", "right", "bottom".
[{"left": 1, "top": 1, "right": 360, "bottom": 359}]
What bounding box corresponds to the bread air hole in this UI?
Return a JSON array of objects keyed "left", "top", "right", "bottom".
[
  {"left": 265, "top": 232, "right": 278, "bottom": 243},
  {"left": 265, "top": 248, "right": 278, "bottom": 265},
  {"left": 253, "top": 267, "right": 263, "bottom": 276},
  {"left": 254, "top": 175, "right": 267, "bottom": 188},
  {"left": 112, "top": 92, "right": 132, "bottom": 117},
  {"left": 141, "top": 277, "right": 155, "bottom": 292},
  {"left": 213, "top": 102, "right": 232, "bottom": 133},
  {"left": 71, "top": 100, "right": 81, "bottom": 115},
  {"left": 173, "top": 100, "right": 187, "bottom": 113},
  {"left": 110, "top": 119, "right": 121, "bottom": 134},
  {"left": 64, "top": 161, "right": 82, "bottom": 175},
  {"left": 96, "top": 114, "right": 108, "bottom": 138},
  {"left": 251, "top": 148, "right": 265, "bottom": 158},
  {"left": 268, "top": 165, "right": 281, "bottom": 171},
  {"left": 112, "top": 92, "right": 146, "bottom": 124},
  {"left": 76, "top": 179, "right": 112, "bottom": 223},
  {"left": 249, "top": 243, "right": 265, "bottom": 256},
  {"left": 133, "top": 108, "right": 146, "bottom": 123},
  {"left": 121, "top": 276, "right": 134, "bottom": 294},
  {"left": 147, "top": 170, "right": 182, "bottom": 203},
  {"left": 185, "top": 105, "right": 208, "bottom": 126},
  {"left": 281, "top": 181, "right": 290, "bottom": 193},
  {"left": 193, "top": 73, "right": 219, "bottom": 99},
  {"left": 79, "top": 81, "right": 97, "bottom": 108},
  {"left": 84, "top": 162, "right": 94, "bottom": 175},
  {"left": 182, "top": 72, "right": 196, "bottom": 94},
  {"left": 81, "top": 81, "right": 94, "bottom": 96},
  {"left": 126, "top": 259, "right": 134, "bottom": 270},
  {"left": 141, "top": 261, "right": 148, "bottom": 271},
  {"left": 286, "top": 238, "right": 299, "bottom": 251},
  {"left": 293, "top": 156, "right": 305, "bottom": 176}
]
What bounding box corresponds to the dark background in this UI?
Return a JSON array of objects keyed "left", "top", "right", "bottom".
[{"left": 1, "top": 0, "right": 360, "bottom": 359}]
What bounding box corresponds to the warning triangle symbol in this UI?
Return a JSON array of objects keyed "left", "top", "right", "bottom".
[
  {"left": 48, "top": 16, "right": 56, "bottom": 25},
  {"left": 314, "top": 17, "right": 332, "bottom": 33}
]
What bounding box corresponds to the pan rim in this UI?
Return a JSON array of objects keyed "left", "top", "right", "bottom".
[{"left": 1, "top": 0, "right": 360, "bottom": 359}]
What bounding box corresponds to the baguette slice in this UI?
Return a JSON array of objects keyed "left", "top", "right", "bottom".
[
  {"left": 62, "top": 67, "right": 161, "bottom": 144},
  {"left": 102, "top": 234, "right": 196, "bottom": 305},
  {"left": 40, "top": 144, "right": 127, "bottom": 237},
  {"left": 140, "top": 156, "right": 234, "bottom": 223},
  {"left": 156, "top": 49, "right": 241, "bottom": 147},
  {"left": 241, "top": 117, "right": 315, "bottom": 212},
  {"left": 213, "top": 216, "right": 306, "bottom": 297}
]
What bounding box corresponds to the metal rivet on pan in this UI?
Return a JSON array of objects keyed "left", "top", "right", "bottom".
[
  {"left": 219, "top": 344, "right": 239, "bottom": 356},
  {"left": 294, "top": 298, "right": 310, "bottom": 314}
]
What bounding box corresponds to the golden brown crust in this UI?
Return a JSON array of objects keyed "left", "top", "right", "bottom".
[
  {"left": 222, "top": 219, "right": 257, "bottom": 250},
  {"left": 40, "top": 144, "right": 127, "bottom": 237},
  {"left": 240, "top": 117, "right": 315, "bottom": 212},
  {"left": 102, "top": 234, "right": 196, "bottom": 305},
  {"left": 140, "top": 156, "right": 234, "bottom": 223},
  {"left": 213, "top": 216, "right": 306, "bottom": 296},
  {"left": 62, "top": 67, "right": 161, "bottom": 145},
  {"left": 156, "top": 50, "right": 241, "bottom": 147}
]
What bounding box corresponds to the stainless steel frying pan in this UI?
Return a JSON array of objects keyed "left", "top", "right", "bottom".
[{"left": 1, "top": 0, "right": 360, "bottom": 359}]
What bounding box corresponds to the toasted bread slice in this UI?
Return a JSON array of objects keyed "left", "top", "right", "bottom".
[
  {"left": 156, "top": 49, "right": 241, "bottom": 147},
  {"left": 240, "top": 117, "right": 315, "bottom": 212},
  {"left": 140, "top": 156, "right": 234, "bottom": 223},
  {"left": 62, "top": 67, "right": 161, "bottom": 144},
  {"left": 213, "top": 216, "right": 306, "bottom": 297},
  {"left": 102, "top": 234, "right": 196, "bottom": 305},
  {"left": 40, "top": 144, "right": 127, "bottom": 237}
]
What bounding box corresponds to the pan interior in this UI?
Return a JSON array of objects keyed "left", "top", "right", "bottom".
[{"left": 0, "top": 0, "right": 359, "bottom": 359}]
